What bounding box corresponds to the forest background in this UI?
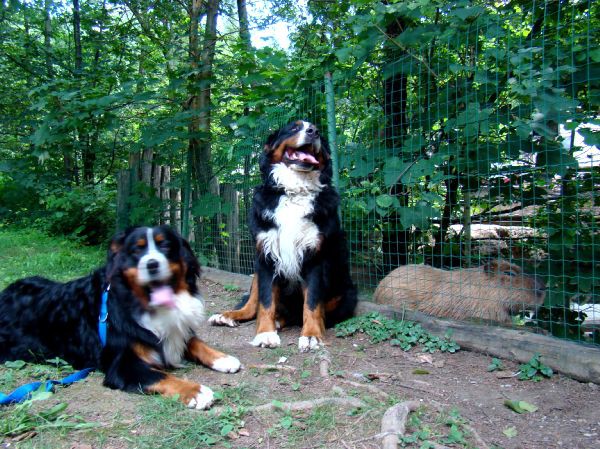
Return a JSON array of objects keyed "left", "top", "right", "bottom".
[{"left": 0, "top": 0, "right": 598, "bottom": 341}]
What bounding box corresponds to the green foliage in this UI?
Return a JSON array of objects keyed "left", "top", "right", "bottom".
[
  {"left": 0, "top": 391, "right": 97, "bottom": 437},
  {"left": 504, "top": 400, "right": 538, "bottom": 414},
  {"left": 487, "top": 358, "right": 504, "bottom": 372},
  {"left": 517, "top": 353, "right": 553, "bottom": 382},
  {"left": 335, "top": 312, "right": 460, "bottom": 353},
  {"left": 37, "top": 186, "right": 116, "bottom": 245},
  {"left": 135, "top": 392, "right": 246, "bottom": 448}
]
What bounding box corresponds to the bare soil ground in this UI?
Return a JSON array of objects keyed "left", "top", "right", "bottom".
[{"left": 2, "top": 279, "right": 599, "bottom": 449}]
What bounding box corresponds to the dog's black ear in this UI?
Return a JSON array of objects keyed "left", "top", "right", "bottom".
[
  {"left": 318, "top": 135, "right": 334, "bottom": 184},
  {"left": 265, "top": 129, "right": 280, "bottom": 149},
  {"left": 108, "top": 230, "right": 128, "bottom": 260}
]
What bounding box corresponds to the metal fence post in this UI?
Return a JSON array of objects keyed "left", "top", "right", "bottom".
[{"left": 324, "top": 72, "right": 340, "bottom": 190}]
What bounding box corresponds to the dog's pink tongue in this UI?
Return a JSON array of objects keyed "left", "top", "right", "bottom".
[
  {"left": 296, "top": 151, "right": 319, "bottom": 165},
  {"left": 150, "top": 286, "right": 176, "bottom": 308}
]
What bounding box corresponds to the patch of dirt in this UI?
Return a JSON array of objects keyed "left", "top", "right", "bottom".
[{"left": 3, "top": 279, "right": 599, "bottom": 449}]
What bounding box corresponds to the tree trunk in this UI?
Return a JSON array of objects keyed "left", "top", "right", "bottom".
[
  {"left": 381, "top": 17, "right": 410, "bottom": 273},
  {"left": 72, "top": 0, "right": 82, "bottom": 75},
  {"left": 187, "top": 0, "right": 221, "bottom": 258},
  {"left": 71, "top": 0, "right": 84, "bottom": 185},
  {"left": 44, "top": 0, "right": 53, "bottom": 79},
  {"left": 116, "top": 170, "right": 132, "bottom": 231}
]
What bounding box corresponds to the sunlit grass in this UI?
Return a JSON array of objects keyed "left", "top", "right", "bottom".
[{"left": 0, "top": 226, "right": 105, "bottom": 289}]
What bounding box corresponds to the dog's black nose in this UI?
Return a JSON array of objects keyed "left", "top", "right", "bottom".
[
  {"left": 306, "top": 125, "right": 319, "bottom": 135},
  {"left": 146, "top": 259, "right": 160, "bottom": 274},
  {"left": 305, "top": 125, "right": 320, "bottom": 142}
]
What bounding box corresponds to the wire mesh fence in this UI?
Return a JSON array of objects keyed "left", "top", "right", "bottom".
[{"left": 195, "top": 0, "right": 598, "bottom": 346}]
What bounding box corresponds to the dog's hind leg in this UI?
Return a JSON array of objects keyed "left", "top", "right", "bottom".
[
  {"left": 186, "top": 337, "right": 241, "bottom": 373},
  {"left": 208, "top": 276, "right": 259, "bottom": 327}
]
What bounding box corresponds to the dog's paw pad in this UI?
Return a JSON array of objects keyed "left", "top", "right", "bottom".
[
  {"left": 187, "top": 385, "right": 215, "bottom": 410},
  {"left": 250, "top": 331, "right": 281, "bottom": 348},
  {"left": 298, "top": 336, "right": 322, "bottom": 352},
  {"left": 212, "top": 355, "right": 241, "bottom": 373},
  {"left": 208, "top": 314, "right": 239, "bottom": 327}
]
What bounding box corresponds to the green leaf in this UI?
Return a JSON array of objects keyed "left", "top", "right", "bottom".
[
  {"left": 271, "top": 400, "right": 284, "bottom": 409},
  {"left": 504, "top": 400, "right": 538, "bottom": 414},
  {"left": 487, "top": 358, "right": 504, "bottom": 372},
  {"left": 220, "top": 423, "right": 234, "bottom": 436},
  {"left": 503, "top": 426, "right": 518, "bottom": 438},
  {"left": 280, "top": 415, "right": 293, "bottom": 429},
  {"left": 383, "top": 157, "right": 411, "bottom": 187},
  {"left": 376, "top": 194, "right": 395, "bottom": 209},
  {"left": 450, "top": 6, "right": 484, "bottom": 21},
  {"left": 191, "top": 193, "right": 223, "bottom": 218},
  {"left": 579, "top": 127, "right": 600, "bottom": 147},
  {"left": 4, "top": 360, "right": 26, "bottom": 369},
  {"left": 398, "top": 203, "right": 439, "bottom": 229}
]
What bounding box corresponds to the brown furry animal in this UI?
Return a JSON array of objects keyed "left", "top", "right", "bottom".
[{"left": 373, "top": 260, "right": 546, "bottom": 324}]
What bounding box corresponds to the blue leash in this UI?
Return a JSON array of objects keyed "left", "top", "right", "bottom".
[
  {"left": 0, "top": 286, "right": 110, "bottom": 406},
  {"left": 0, "top": 368, "right": 95, "bottom": 405}
]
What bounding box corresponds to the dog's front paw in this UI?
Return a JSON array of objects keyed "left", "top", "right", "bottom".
[
  {"left": 250, "top": 331, "right": 281, "bottom": 348},
  {"left": 187, "top": 385, "right": 215, "bottom": 410},
  {"left": 211, "top": 355, "right": 241, "bottom": 373},
  {"left": 298, "top": 336, "right": 322, "bottom": 352},
  {"left": 208, "top": 313, "right": 239, "bottom": 327}
]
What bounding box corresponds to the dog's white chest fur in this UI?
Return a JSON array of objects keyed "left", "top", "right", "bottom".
[
  {"left": 257, "top": 164, "right": 323, "bottom": 281},
  {"left": 138, "top": 292, "right": 205, "bottom": 367}
]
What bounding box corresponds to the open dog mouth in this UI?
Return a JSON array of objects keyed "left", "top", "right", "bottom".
[
  {"left": 283, "top": 145, "right": 319, "bottom": 169},
  {"left": 147, "top": 282, "right": 177, "bottom": 309}
]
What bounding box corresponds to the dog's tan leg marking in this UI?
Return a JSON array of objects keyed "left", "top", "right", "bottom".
[
  {"left": 132, "top": 342, "right": 162, "bottom": 367},
  {"left": 325, "top": 295, "right": 342, "bottom": 313},
  {"left": 251, "top": 284, "right": 280, "bottom": 348},
  {"left": 208, "top": 275, "right": 259, "bottom": 327},
  {"left": 146, "top": 375, "right": 214, "bottom": 410},
  {"left": 186, "top": 337, "right": 241, "bottom": 373},
  {"left": 299, "top": 286, "right": 326, "bottom": 352}
]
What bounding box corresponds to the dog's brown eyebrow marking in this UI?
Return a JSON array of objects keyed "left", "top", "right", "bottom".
[
  {"left": 137, "top": 238, "right": 147, "bottom": 247},
  {"left": 155, "top": 234, "right": 164, "bottom": 243}
]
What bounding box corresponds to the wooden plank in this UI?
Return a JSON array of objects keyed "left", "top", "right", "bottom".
[{"left": 356, "top": 301, "right": 600, "bottom": 385}]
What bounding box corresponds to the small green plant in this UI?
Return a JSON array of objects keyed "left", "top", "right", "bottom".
[
  {"left": 335, "top": 312, "right": 460, "bottom": 353},
  {"left": 222, "top": 284, "right": 240, "bottom": 292},
  {"left": 517, "top": 353, "right": 553, "bottom": 381},
  {"left": 135, "top": 392, "right": 246, "bottom": 448},
  {"left": 0, "top": 390, "right": 97, "bottom": 437},
  {"left": 487, "top": 358, "right": 504, "bottom": 372}
]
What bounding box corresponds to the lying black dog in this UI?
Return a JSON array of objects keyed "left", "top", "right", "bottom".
[{"left": 0, "top": 225, "right": 240, "bottom": 409}]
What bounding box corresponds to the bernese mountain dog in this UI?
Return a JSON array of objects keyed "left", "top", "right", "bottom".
[
  {"left": 0, "top": 225, "right": 240, "bottom": 409},
  {"left": 209, "top": 120, "right": 357, "bottom": 352}
]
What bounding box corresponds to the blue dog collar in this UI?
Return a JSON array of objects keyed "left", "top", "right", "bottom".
[{"left": 98, "top": 285, "right": 109, "bottom": 347}]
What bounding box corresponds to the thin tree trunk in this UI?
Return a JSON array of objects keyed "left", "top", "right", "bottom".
[
  {"left": 73, "top": 0, "right": 82, "bottom": 75},
  {"left": 71, "top": 0, "right": 83, "bottom": 185},
  {"left": 187, "top": 0, "right": 220, "bottom": 258},
  {"left": 44, "top": 0, "right": 53, "bottom": 79}
]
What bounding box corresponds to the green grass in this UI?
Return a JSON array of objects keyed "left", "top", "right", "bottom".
[
  {"left": 0, "top": 226, "right": 105, "bottom": 289},
  {"left": 133, "top": 386, "right": 250, "bottom": 448}
]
